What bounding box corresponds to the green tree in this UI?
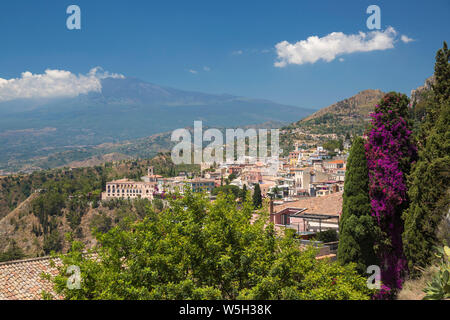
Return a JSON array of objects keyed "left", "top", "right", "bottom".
[
  {"left": 0, "top": 240, "right": 25, "bottom": 262},
  {"left": 252, "top": 183, "right": 262, "bottom": 209},
  {"left": 152, "top": 198, "right": 164, "bottom": 212},
  {"left": 323, "top": 139, "right": 343, "bottom": 152},
  {"left": 46, "top": 190, "right": 372, "bottom": 300},
  {"left": 403, "top": 42, "right": 450, "bottom": 276},
  {"left": 240, "top": 184, "right": 247, "bottom": 201},
  {"left": 43, "top": 230, "right": 62, "bottom": 255},
  {"left": 314, "top": 229, "right": 338, "bottom": 243},
  {"left": 90, "top": 213, "right": 113, "bottom": 234},
  {"left": 337, "top": 137, "right": 378, "bottom": 273},
  {"left": 212, "top": 185, "right": 240, "bottom": 199}
]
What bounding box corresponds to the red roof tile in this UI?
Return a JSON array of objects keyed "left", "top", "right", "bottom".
[{"left": 0, "top": 256, "right": 63, "bottom": 300}]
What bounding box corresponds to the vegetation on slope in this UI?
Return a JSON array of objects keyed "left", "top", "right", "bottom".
[{"left": 0, "top": 153, "right": 200, "bottom": 260}]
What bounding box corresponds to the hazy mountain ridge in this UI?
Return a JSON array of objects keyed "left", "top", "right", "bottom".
[{"left": 0, "top": 77, "right": 313, "bottom": 173}]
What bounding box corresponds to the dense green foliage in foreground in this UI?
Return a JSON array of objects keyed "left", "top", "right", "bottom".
[
  {"left": 46, "top": 191, "right": 372, "bottom": 300},
  {"left": 337, "top": 137, "right": 378, "bottom": 273}
]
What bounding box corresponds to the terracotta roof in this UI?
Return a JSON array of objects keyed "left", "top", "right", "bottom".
[
  {"left": 0, "top": 256, "right": 62, "bottom": 300},
  {"left": 108, "top": 178, "right": 133, "bottom": 183},
  {"left": 274, "top": 192, "right": 343, "bottom": 216},
  {"left": 327, "top": 160, "right": 345, "bottom": 164}
]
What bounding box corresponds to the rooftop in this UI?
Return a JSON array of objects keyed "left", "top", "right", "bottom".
[
  {"left": 0, "top": 256, "right": 62, "bottom": 300},
  {"left": 274, "top": 192, "right": 343, "bottom": 216},
  {"left": 326, "top": 160, "right": 345, "bottom": 164}
]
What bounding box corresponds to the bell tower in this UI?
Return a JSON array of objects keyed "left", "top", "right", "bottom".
[{"left": 148, "top": 166, "right": 154, "bottom": 176}]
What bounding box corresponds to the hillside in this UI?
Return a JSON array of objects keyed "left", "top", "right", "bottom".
[
  {"left": 280, "top": 89, "right": 386, "bottom": 154},
  {"left": 290, "top": 89, "right": 385, "bottom": 135},
  {"left": 0, "top": 77, "right": 313, "bottom": 173},
  {"left": 5, "top": 130, "right": 175, "bottom": 173},
  {"left": 0, "top": 153, "right": 201, "bottom": 259}
]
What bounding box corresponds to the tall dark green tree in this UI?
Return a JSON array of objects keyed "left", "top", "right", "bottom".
[
  {"left": 0, "top": 240, "right": 25, "bottom": 262},
  {"left": 240, "top": 184, "right": 247, "bottom": 200},
  {"left": 403, "top": 42, "right": 450, "bottom": 276},
  {"left": 337, "top": 137, "right": 378, "bottom": 273},
  {"left": 252, "top": 183, "right": 262, "bottom": 209}
]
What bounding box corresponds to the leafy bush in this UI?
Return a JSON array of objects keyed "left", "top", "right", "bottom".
[
  {"left": 315, "top": 229, "right": 338, "bottom": 243},
  {"left": 47, "top": 190, "right": 373, "bottom": 300},
  {"left": 212, "top": 185, "right": 240, "bottom": 199}
]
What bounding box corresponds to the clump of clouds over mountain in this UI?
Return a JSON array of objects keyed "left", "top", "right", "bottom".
[
  {"left": 0, "top": 67, "right": 124, "bottom": 102},
  {"left": 274, "top": 27, "right": 411, "bottom": 67}
]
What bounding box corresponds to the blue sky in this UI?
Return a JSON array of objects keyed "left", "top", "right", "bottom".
[{"left": 0, "top": 0, "right": 448, "bottom": 109}]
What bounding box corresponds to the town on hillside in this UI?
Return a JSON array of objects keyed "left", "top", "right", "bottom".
[{"left": 100, "top": 141, "right": 350, "bottom": 248}]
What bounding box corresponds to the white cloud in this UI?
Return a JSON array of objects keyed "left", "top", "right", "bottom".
[
  {"left": 0, "top": 67, "right": 124, "bottom": 102},
  {"left": 232, "top": 50, "right": 243, "bottom": 55},
  {"left": 188, "top": 69, "right": 198, "bottom": 74},
  {"left": 401, "top": 35, "right": 414, "bottom": 43},
  {"left": 274, "top": 27, "right": 399, "bottom": 67},
  {"left": 203, "top": 66, "right": 211, "bottom": 72},
  {"left": 87, "top": 67, "right": 125, "bottom": 80},
  {"left": 339, "top": 58, "right": 345, "bottom": 62}
]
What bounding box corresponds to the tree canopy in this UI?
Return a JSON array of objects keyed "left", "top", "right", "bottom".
[
  {"left": 46, "top": 190, "right": 372, "bottom": 300},
  {"left": 403, "top": 42, "right": 450, "bottom": 275}
]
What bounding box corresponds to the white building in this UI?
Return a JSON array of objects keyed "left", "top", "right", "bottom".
[{"left": 101, "top": 167, "right": 160, "bottom": 200}]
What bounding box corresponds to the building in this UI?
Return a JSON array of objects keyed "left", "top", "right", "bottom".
[
  {"left": 101, "top": 166, "right": 160, "bottom": 201},
  {"left": 242, "top": 168, "right": 263, "bottom": 185},
  {"left": 310, "top": 180, "right": 343, "bottom": 197},
  {"left": 324, "top": 159, "right": 345, "bottom": 170},
  {"left": 185, "top": 178, "right": 215, "bottom": 193},
  {"left": 288, "top": 150, "right": 300, "bottom": 166},
  {"left": 269, "top": 192, "right": 343, "bottom": 233}
]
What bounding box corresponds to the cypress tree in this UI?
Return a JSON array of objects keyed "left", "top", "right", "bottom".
[
  {"left": 241, "top": 184, "right": 247, "bottom": 201},
  {"left": 337, "top": 137, "right": 377, "bottom": 273},
  {"left": 252, "top": 183, "right": 262, "bottom": 209},
  {"left": 403, "top": 42, "right": 450, "bottom": 276}
]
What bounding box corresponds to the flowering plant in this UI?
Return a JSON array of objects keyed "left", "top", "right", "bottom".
[{"left": 365, "top": 93, "right": 417, "bottom": 299}]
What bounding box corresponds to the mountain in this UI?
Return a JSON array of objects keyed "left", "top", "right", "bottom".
[
  {"left": 280, "top": 89, "right": 386, "bottom": 154},
  {"left": 283, "top": 89, "right": 385, "bottom": 135},
  {"left": 0, "top": 77, "right": 313, "bottom": 173},
  {"left": 410, "top": 75, "right": 435, "bottom": 106}
]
